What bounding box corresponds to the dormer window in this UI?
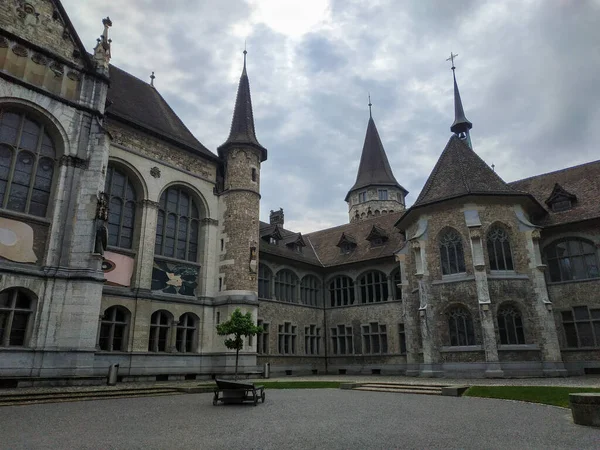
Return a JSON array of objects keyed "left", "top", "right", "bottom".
[
  {"left": 269, "top": 237, "right": 278, "bottom": 245},
  {"left": 337, "top": 232, "right": 357, "bottom": 254},
  {"left": 358, "top": 191, "right": 367, "bottom": 203},
  {"left": 378, "top": 189, "right": 388, "bottom": 200},
  {"left": 340, "top": 243, "right": 353, "bottom": 254},
  {"left": 371, "top": 237, "right": 384, "bottom": 247},
  {"left": 365, "top": 225, "right": 389, "bottom": 248},
  {"left": 545, "top": 183, "right": 576, "bottom": 213},
  {"left": 551, "top": 200, "right": 572, "bottom": 212}
]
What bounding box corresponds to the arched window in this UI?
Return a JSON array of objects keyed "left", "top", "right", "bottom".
[
  {"left": 274, "top": 269, "right": 297, "bottom": 303},
  {"left": 176, "top": 313, "right": 197, "bottom": 353},
  {"left": 258, "top": 263, "right": 272, "bottom": 299},
  {"left": 358, "top": 271, "right": 388, "bottom": 303},
  {"left": 0, "top": 109, "right": 56, "bottom": 217},
  {"left": 329, "top": 275, "right": 355, "bottom": 307},
  {"left": 148, "top": 310, "right": 172, "bottom": 352},
  {"left": 99, "top": 305, "right": 129, "bottom": 351},
  {"left": 155, "top": 186, "right": 201, "bottom": 262},
  {"left": 487, "top": 226, "right": 513, "bottom": 271},
  {"left": 0, "top": 288, "right": 34, "bottom": 346},
  {"left": 439, "top": 229, "right": 466, "bottom": 275},
  {"left": 497, "top": 304, "right": 525, "bottom": 345},
  {"left": 300, "top": 275, "right": 320, "bottom": 306},
  {"left": 447, "top": 306, "right": 475, "bottom": 346},
  {"left": 544, "top": 238, "right": 599, "bottom": 282},
  {"left": 104, "top": 164, "right": 137, "bottom": 249},
  {"left": 391, "top": 268, "right": 402, "bottom": 300}
]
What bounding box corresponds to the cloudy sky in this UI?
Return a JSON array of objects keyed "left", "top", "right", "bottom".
[{"left": 63, "top": 0, "right": 600, "bottom": 233}]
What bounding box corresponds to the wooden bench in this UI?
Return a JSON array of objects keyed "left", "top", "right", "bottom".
[{"left": 212, "top": 379, "right": 265, "bottom": 406}]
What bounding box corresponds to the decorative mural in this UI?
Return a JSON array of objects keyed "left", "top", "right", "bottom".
[
  {"left": 102, "top": 251, "right": 134, "bottom": 287},
  {"left": 0, "top": 217, "right": 37, "bottom": 263},
  {"left": 151, "top": 259, "right": 198, "bottom": 296}
]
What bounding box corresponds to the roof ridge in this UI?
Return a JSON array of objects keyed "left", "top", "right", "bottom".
[
  {"left": 509, "top": 158, "right": 600, "bottom": 184},
  {"left": 305, "top": 211, "right": 403, "bottom": 237}
]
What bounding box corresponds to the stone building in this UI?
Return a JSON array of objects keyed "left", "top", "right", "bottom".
[{"left": 0, "top": 1, "right": 598, "bottom": 385}]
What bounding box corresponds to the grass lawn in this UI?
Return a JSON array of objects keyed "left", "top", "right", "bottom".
[
  {"left": 260, "top": 381, "right": 342, "bottom": 389},
  {"left": 464, "top": 386, "right": 600, "bottom": 408}
]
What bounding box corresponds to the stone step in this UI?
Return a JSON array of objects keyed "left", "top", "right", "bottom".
[
  {"left": 0, "top": 388, "right": 181, "bottom": 406},
  {"left": 360, "top": 383, "right": 446, "bottom": 391},
  {"left": 0, "top": 391, "right": 181, "bottom": 407},
  {"left": 354, "top": 386, "right": 443, "bottom": 395}
]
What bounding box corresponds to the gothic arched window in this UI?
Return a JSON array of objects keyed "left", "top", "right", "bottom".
[
  {"left": 487, "top": 226, "right": 513, "bottom": 271},
  {"left": 176, "top": 313, "right": 198, "bottom": 353},
  {"left": 543, "top": 238, "right": 599, "bottom": 282},
  {"left": 329, "top": 275, "right": 355, "bottom": 307},
  {"left": 258, "top": 263, "right": 272, "bottom": 299},
  {"left": 300, "top": 275, "right": 319, "bottom": 306},
  {"left": 99, "top": 305, "right": 130, "bottom": 352},
  {"left": 0, "top": 109, "right": 56, "bottom": 217},
  {"left": 274, "top": 269, "right": 298, "bottom": 303},
  {"left": 155, "top": 186, "right": 201, "bottom": 262},
  {"left": 104, "top": 164, "right": 137, "bottom": 249},
  {"left": 497, "top": 304, "right": 525, "bottom": 345},
  {"left": 439, "top": 229, "right": 466, "bottom": 275},
  {"left": 447, "top": 306, "right": 475, "bottom": 346},
  {"left": 358, "top": 271, "right": 388, "bottom": 303}
]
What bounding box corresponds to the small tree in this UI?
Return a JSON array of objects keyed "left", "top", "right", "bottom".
[{"left": 217, "top": 308, "right": 263, "bottom": 379}]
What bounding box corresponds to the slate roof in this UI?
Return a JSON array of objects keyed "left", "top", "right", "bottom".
[
  {"left": 509, "top": 159, "right": 600, "bottom": 227},
  {"left": 305, "top": 212, "right": 405, "bottom": 267},
  {"left": 106, "top": 65, "right": 218, "bottom": 161},
  {"left": 218, "top": 55, "right": 267, "bottom": 162},
  {"left": 346, "top": 116, "right": 407, "bottom": 200},
  {"left": 412, "top": 135, "right": 528, "bottom": 208},
  {"left": 259, "top": 222, "right": 321, "bottom": 265}
]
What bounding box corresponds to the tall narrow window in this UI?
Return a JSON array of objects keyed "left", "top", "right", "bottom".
[
  {"left": 176, "top": 313, "right": 197, "bottom": 353},
  {"left": 257, "top": 320, "right": 269, "bottom": 354},
  {"left": 251, "top": 168, "right": 257, "bottom": 182},
  {"left": 378, "top": 189, "right": 388, "bottom": 200},
  {"left": 561, "top": 306, "right": 600, "bottom": 348},
  {"left": 258, "top": 264, "right": 272, "bottom": 299},
  {"left": 497, "top": 304, "right": 525, "bottom": 345},
  {"left": 304, "top": 324, "right": 320, "bottom": 355},
  {"left": 544, "top": 239, "right": 600, "bottom": 282},
  {"left": 447, "top": 306, "right": 475, "bottom": 346},
  {"left": 148, "top": 310, "right": 172, "bottom": 352},
  {"left": 155, "top": 186, "right": 201, "bottom": 262},
  {"left": 274, "top": 269, "right": 297, "bottom": 303},
  {"left": 398, "top": 323, "right": 407, "bottom": 354},
  {"left": 330, "top": 325, "right": 353, "bottom": 355},
  {"left": 439, "top": 229, "right": 466, "bottom": 275},
  {"left": 278, "top": 322, "right": 296, "bottom": 354},
  {"left": 300, "top": 275, "right": 320, "bottom": 306},
  {"left": 358, "top": 271, "right": 388, "bottom": 303},
  {"left": 0, "top": 288, "right": 34, "bottom": 347},
  {"left": 358, "top": 191, "right": 367, "bottom": 203},
  {"left": 391, "top": 268, "right": 402, "bottom": 300},
  {"left": 0, "top": 110, "right": 56, "bottom": 217},
  {"left": 329, "top": 276, "right": 355, "bottom": 307},
  {"left": 362, "top": 322, "right": 388, "bottom": 354},
  {"left": 105, "top": 165, "right": 137, "bottom": 249},
  {"left": 487, "top": 226, "right": 513, "bottom": 271},
  {"left": 99, "top": 306, "right": 129, "bottom": 351}
]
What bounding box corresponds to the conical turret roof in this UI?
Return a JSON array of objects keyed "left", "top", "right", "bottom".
[
  {"left": 345, "top": 116, "right": 407, "bottom": 201},
  {"left": 218, "top": 52, "right": 267, "bottom": 161},
  {"left": 450, "top": 69, "right": 472, "bottom": 135}
]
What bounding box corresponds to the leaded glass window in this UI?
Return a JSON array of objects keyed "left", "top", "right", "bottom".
[
  {"left": 0, "top": 110, "right": 56, "bottom": 217},
  {"left": 497, "top": 304, "right": 525, "bottom": 345},
  {"left": 440, "top": 229, "right": 466, "bottom": 275},
  {"left": 99, "top": 306, "right": 129, "bottom": 351},
  {"left": 358, "top": 271, "right": 388, "bottom": 303},
  {"left": 104, "top": 165, "right": 137, "bottom": 249},
  {"left": 447, "top": 306, "right": 475, "bottom": 346},
  {"left": 258, "top": 264, "right": 272, "bottom": 299},
  {"left": 329, "top": 276, "right": 355, "bottom": 307},
  {"left": 544, "top": 239, "right": 599, "bottom": 282},
  {"left": 274, "top": 269, "right": 297, "bottom": 303},
  {"left": 300, "top": 275, "right": 320, "bottom": 306},
  {"left": 487, "top": 226, "right": 514, "bottom": 271},
  {"left": 155, "top": 187, "right": 201, "bottom": 262}
]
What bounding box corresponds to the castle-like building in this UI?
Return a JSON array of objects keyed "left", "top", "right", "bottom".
[{"left": 0, "top": 1, "right": 598, "bottom": 385}]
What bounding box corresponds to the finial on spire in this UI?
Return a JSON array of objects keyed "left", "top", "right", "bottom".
[
  {"left": 368, "top": 93, "right": 372, "bottom": 118},
  {"left": 93, "top": 17, "right": 112, "bottom": 72},
  {"left": 446, "top": 52, "right": 458, "bottom": 70},
  {"left": 243, "top": 41, "right": 247, "bottom": 71},
  {"left": 491, "top": 164, "right": 495, "bottom": 172},
  {"left": 150, "top": 71, "right": 155, "bottom": 86}
]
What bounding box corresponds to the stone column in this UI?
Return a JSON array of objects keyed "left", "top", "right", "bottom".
[
  {"left": 95, "top": 313, "right": 104, "bottom": 351},
  {"left": 169, "top": 320, "right": 179, "bottom": 353},
  {"left": 386, "top": 274, "right": 394, "bottom": 301},
  {"left": 133, "top": 200, "right": 159, "bottom": 290},
  {"left": 396, "top": 251, "right": 419, "bottom": 376}
]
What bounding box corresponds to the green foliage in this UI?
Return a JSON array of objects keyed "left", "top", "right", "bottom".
[{"left": 464, "top": 385, "right": 600, "bottom": 408}]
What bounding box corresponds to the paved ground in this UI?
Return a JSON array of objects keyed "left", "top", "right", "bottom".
[{"left": 1, "top": 389, "right": 598, "bottom": 450}]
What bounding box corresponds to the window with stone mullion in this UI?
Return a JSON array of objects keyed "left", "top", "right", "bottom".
[
  {"left": 148, "top": 310, "right": 171, "bottom": 352},
  {"left": 362, "top": 323, "right": 388, "bottom": 354},
  {"left": 275, "top": 270, "right": 297, "bottom": 303},
  {"left": 329, "top": 276, "right": 355, "bottom": 307},
  {"left": 398, "top": 323, "right": 407, "bottom": 354},
  {"left": 487, "top": 227, "right": 514, "bottom": 271},
  {"left": 258, "top": 264, "right": 272, "bottom": 299},
  {"left": 440, "top": 230, "right": 466, "bottom": 275},
  {"left": 545, "top": 239, "right": 599, "bottom": 282},
  {"left": 0, "top": 288, "right": 33, "bottom": 347},
  {"left": 447, "top": 307, "right": 475, "bottom": 346},
  {"left": 99, "top": 306, "right": 129, "bottom": 351},
  {"left": 359, "top": 271, "right": 388, "bottom": 303},
  {"left": 300, "top": 276, "right": 319, "bottom": 306},
  {"left": 257, "top": 320, "right": 269, "bottom": 354},
  {"left": 331, "top": 325, "right": 353, "bottom": 355},
  {"left": 105, "top": 165, "right": 137, "bottom": 249},
  {"left": 304, "top": 324, "right": 320, "bottom": 355},
  {"left": 497, "top": 305, "right": 525, "bottom": 345},
  {"left": 561, "top": 306, "right": 600, "bottom": 348},
  {"left": 176, "top": 313, "right": 197, "bottom": 353},
  {"left": 278, "top": 322, "right": 296, "bottom": 354}
]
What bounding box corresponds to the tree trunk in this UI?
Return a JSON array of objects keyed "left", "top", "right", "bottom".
[{"left": 235, "top": 347, "right": 240, "bottom": 380}]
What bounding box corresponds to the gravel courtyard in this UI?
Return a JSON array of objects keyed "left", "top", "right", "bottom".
[{"left": 1, "top": 389, "right": 598, "bottom": 449}]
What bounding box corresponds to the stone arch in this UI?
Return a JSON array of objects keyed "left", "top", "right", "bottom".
[
  {"left": 157, "top": 180, "right": 210, "bottom": 219},
  {"left": 106, "top": 157, "right": 148, "bottom": 200}
]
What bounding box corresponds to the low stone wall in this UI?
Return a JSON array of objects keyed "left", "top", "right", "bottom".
[{"left": 569, "top": 393, "right": 600, "bottom": 428}]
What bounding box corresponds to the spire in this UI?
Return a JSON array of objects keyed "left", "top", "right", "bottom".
[
  {"left": 368, "top": 93, "right": 372, "bottom": 118},
  {"left": 446, "top": 52, "right": 473, "bottom": 147},
  {"left": 218, "top": 48, "right": 267, "bottom": 162},
  {"left": 93, "top": 17, "right": 112, "bottom": 70},
  {"left": 150, "top": 71, "right": 155, "bottom": 86},
  {"left": 345, "top": 110, "right": 407, "bottom": 201}
]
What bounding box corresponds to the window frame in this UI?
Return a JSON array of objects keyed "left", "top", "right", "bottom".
[
  {"left": 439, "top": 229, "right": 466, "bottom": 276},
  {"left": 378, "top": 189, "right": 388, "bottom": 201},
  {"left": 358, "top": 271, "right": 389, "bottom": 303},
  {"left": 497, "top": 304, "right": 525, "bottom": 345},
  {"left": 278, "top": 321, "right": 297, "bottom": 355},
  {"left": 330, "top": 324, "right": 353, "bottom": 355},
  {"left": 328, "top": 275, "right": 355, "bottom": 307},
  {"left": 148, "top": 310, "right": 173, "bottom": 352},
  {"left": 98, "top": 305, "right": 130, "bottom": 352},
  {"left": 561, "top": 306, "right": 600, "bottom": 348},
  {"left": 358, "top": 191, "right": 367, "bottom": 203},
  {"left": 257, "top": 320, "right": 269, "bottom": 354},
  {"left": 398, "top": 323, "right": 407, "bottom": 354},
  {"left": 304, "top": 324, "right": 320, "bottom": 355},
  {"left": 486, "top": 226, "right": 514, "bottom": 272},
  {"left": 258, "top": 263, "right": 273, "bottom": 299},
  {"left": 361, "top": 322, "right": 388, "bottom": 354},
  {"left": 104, "top": 164, "right": 138, "bottom": 250},
  {"left": 543, "top": 238, "right": 600, "bottom": 283},
  {"left": 175, "top": 313, "right": 198, "bottom": 353},
  {"left": 446, "top": 306, "right": 476, "bottom": 346},
  {"left": 300, "top": 275, "right": 320, "bottom": 306},
  {"left": 0, "top": 288, "right": 35, "bottom": 347},
  {"left": 274, "top": 269, "right": 298, "bottom": 303}
]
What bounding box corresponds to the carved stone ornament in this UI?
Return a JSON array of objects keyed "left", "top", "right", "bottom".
[
  {"left": 67, "top": 70, "right": 80, "bottom": 81},
  {"left": 531, "top": 229, "right": 541, "bottom": 240},
  {"left": 59, "top": 155, "right": 88, "bottom": 169},
  {"left": 469, "top": 228, "right": 482, "bottom": 239},
  {"left": 474, "top": 264, "right": 486, "bottom": 271},
  {"left": 141, "top": 199, "right": 159, "bottom": 209},
  {"left": 49, "top": 61, "right": 64, "bottom": 76},
  {"left": 31, "top": 53, "right": 47, "bottom": 65},
  {"left": 96, "top": 192, "right": 109, "bottom": 221},
  {"left": 150, "top": 166, "right": 161, "bottom": 178},
  {"left": 12, "top": 45, "right": 28, "bottom": 57},
  {"left": 16, "top": 2, "right": 39, "bottom": 26},
  {"left": 410, "top": 239, "right": 421, "bottom": 251},
  {"left": 0, "top": 37, "right": 9, "bottom": 48}
]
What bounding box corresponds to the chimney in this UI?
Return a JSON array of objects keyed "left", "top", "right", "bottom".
[{"left": 269, "top": 208, "right": 284, "bottom": 226}]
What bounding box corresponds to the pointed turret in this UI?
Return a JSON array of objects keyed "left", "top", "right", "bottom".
[
  {"left": 447, "top": 53, "right": 473, "bottom": 148},
  {"left": 346, "top": 100, "right": 408, "bottom": 222},
  {"left": 218, "top": 50, "right": 267, "bottom": 162}
]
